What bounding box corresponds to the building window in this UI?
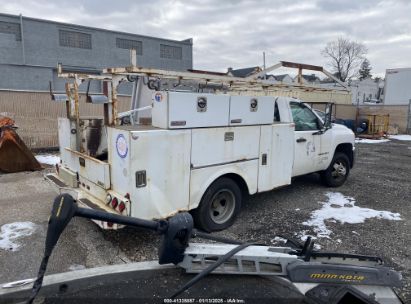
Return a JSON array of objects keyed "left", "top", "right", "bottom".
[
  {"left": 116, "top": 38, "right": 143, "bottom": 55},
  {"left": 0, "top": 21, "right": 21, "bottom": 41},
  {"left": 160, "top": 44, "right": 182, "bottom": 60},
  {"left": 59, "top": 30, "right": 92, "bottom": 49}
]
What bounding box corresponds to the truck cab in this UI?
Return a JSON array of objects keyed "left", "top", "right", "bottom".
[{"left": 275, "top": 97, "right": 355, "bottom": 185}]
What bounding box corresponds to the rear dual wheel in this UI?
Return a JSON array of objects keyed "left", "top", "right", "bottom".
[{"left": 192, "top": 178, "right": 242, "bottom": 232}]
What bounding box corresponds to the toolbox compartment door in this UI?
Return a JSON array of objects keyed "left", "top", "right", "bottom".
[
  {"left": 258, "top": 123, "right": 294, "bottom": 191},
  {"left": 229, "top": 96, "right": 275, "bottom": 126},
  {"left": 152, "top": 92, "right": 230, "bottom": 129},
  {"left": 128, "top": 129, "right": 191, "bottom": 219},
  {"left": 62, "top": 148, "right": 110, "bottom": 189},
  {"left": 191, "top": 126, "right": 260, "bottom": 168}
]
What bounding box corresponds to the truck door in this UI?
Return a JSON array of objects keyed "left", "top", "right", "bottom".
[{"left": 290, "top": 102, "right": 322, "bottom": 176}]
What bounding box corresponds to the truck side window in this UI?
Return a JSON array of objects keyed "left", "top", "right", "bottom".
[
  {"left": 290, "top": 102, "right": 319, "bottom": 131},
  {"left": 274, "top": 101, "right": 281, "bottom": 122}
]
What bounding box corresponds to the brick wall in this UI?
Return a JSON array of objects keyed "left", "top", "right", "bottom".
[{"left": 0, "top": 91, "right": 130, "bottom": 148}]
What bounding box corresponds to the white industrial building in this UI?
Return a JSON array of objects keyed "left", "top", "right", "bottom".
[
  {"left": 319, "top": 78, "right": 384, "bottom": 105},
  {"left": 349, "top": 78, "right": 384, "bottom": 104},
  {"left": 383, "top": 68, "right": 411, "bottom": 105}
]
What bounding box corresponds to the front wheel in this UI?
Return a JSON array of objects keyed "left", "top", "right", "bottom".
[
  {"left": 321, "top": 152, "right": 350, "bottom": 187},
  {"left": 191, "top": 177, "right": 242, "bottom": 232}
]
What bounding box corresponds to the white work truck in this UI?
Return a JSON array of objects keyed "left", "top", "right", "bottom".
[{"left": 48, "top": 89, "right": 355, "bottom": 232}]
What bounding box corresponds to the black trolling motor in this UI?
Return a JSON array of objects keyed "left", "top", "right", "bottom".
[
  {"left": 27, "top": 194, "right": 194, "bottom": 303},
  {"left": 27, "top": 194, "right": 252, "bottom": 302}
]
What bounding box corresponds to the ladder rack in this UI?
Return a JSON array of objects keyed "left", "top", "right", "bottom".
[
  {"left": 102, "top": 60, "right": 349, "bottom": 94},
  {"left": 53, "top": 60, "right": 353, "bottom": 126}
]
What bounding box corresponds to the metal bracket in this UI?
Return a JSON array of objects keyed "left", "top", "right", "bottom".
[
  {"left": 49, "top": 81, "right": 68, "bottom": 102},
  {"left": 86, "top": 81, "right": 109, "bottom": 104}
]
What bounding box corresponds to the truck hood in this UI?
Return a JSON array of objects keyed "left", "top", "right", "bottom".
[
  {"left": 332, "top": 123, "right": 351, "bottom": 131},
  {"left": 332, "top": 123, "right": 355, "bottom": 142}
]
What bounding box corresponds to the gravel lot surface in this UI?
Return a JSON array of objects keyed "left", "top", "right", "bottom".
[{"left": 0, "top": 139, "right": 410, "bottom": 302}]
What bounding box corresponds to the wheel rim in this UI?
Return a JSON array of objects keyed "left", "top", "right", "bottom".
[
  {"left": 209, "top": 189, "right": 236, "bottom": 225},
  {"left": 331, "top": 160, "right": 347, "bottom": 180}
]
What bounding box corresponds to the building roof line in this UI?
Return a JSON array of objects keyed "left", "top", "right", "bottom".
[
  {"left": 0, "top": 12, "right": 193, "bottom": 45},
  {"left": 386, "top": 67, "right": 411, "bottom": 72},
  {"left": 0, "top": 63, "right": 100, "bottom": 71}
]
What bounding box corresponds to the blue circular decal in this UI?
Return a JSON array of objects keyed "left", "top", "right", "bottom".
[
  {"left": 154, "top": 92, "right": 163, "bottom": 102},
  {"left": 116, "top": 134, "right": 128, "bottom": 158}
]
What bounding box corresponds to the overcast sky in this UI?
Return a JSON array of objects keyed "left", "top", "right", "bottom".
[{"left": 2, "top": 0, "right": 410, "bottom": 76}]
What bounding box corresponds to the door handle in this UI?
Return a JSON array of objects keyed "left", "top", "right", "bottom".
[{"left": 296, "top": 137, "right": 307, "bottom": 143}]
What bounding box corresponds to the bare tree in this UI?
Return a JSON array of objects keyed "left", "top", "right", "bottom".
[{"left": 321, "top": 37, "right": 367, "bottom": 82}]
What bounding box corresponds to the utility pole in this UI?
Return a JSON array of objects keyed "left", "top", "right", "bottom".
[{"left": 263, "top": 52, "right": 266, "bottom": 80}]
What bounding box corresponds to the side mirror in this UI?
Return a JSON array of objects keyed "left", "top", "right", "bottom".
[
  {"left": 86, "top": 81, "right": 109, "bottom": 104},
  {"left": 49, "top": 81, "right": 68, "bottom": 102},
  {"left": 323, "top": 103, "right": 334, "bottom": 130}
]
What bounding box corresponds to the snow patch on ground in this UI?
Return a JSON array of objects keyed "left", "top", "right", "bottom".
[
  {"left": 35, "top": 154, "right": 60, "bottom": 165},
  {"left": 355, "top": 138, "right": 390, "bottom": 144},
  {"left": 302, "top": 192, "right": 401, "bottom": 238},
  {"left": 296, "top": 230, "right": 315, "bottom": 242},
  {"left": 271, "top": 236, "right": 288, "bottom": 244},
  {"left": 0, "top": 222, "right": 37, "bottom": 251},
  {"left": 389, "top": 134, "right": 411, "bottom": 141},
  {"left": 294, "top": 231, "right": 321, "bottom": 249}
]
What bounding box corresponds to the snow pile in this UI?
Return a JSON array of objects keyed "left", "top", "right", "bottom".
[
  {"left": 302, "top": 192, "right": 401, "bottom": 238},
  {"left": 35, "top": 154, "right": 60, "bottom": 165},
  {"left": 0, "top": 222, "right": 37, "bottom": 251},
  {"left": 389, "top": 134, "right": 411, "bottom": 141},
  {"left": 296, "top": 230, "right": 313, "bottom": 242},
  {"left": 355, "top": 138, "right": 390, "bottom": 144},
  {"left": 295, "top": 230, "right": 322, "bottom": 249},
  {"left": 271, "top": 236, "right": 287, "bottom": 244}
]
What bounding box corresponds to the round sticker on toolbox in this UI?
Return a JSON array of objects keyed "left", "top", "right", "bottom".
[
  {"left": 154, "top": 92, "right": 163, "bottom": 102},
  {"left": 116, "top": 134, "right": 128, "bottom": 158}
]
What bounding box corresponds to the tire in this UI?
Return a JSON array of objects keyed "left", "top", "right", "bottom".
[
  {"left": 321, "top": 152, "right": 350, "bottom": 187},
  {"left": 191, "top": 177, "right": 242, "bottom": 232}
]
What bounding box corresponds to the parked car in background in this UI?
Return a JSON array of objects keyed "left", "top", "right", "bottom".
[{"left": 364, "top": 98, "right": 382, "bottom": 104}]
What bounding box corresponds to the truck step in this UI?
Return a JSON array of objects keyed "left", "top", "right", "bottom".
[{"left": 45, "top": 174, "right": 67, "bottom": 187}]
